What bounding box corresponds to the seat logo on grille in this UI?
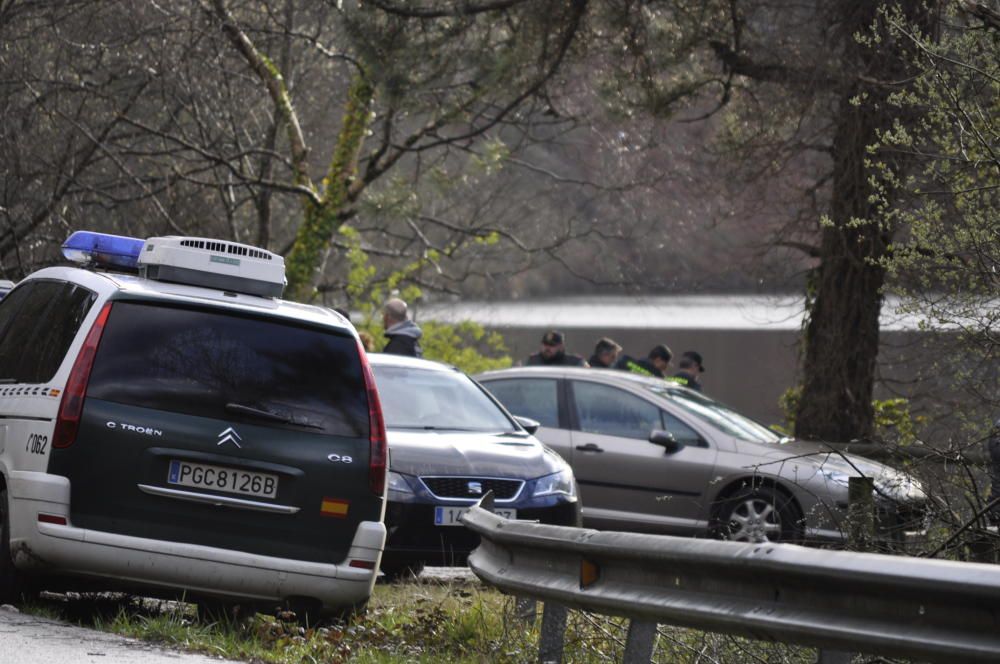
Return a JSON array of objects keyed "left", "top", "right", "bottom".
[
  {"left": 467, "top": 481, "right": 483, "bottom": 495},
  {"left": 217, "top": 427, "right": 242, "bottom": 448}
]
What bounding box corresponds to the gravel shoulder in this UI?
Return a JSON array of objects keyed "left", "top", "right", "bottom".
[{"left": 0, "top": 605, "right": 229, "bottom": 664}]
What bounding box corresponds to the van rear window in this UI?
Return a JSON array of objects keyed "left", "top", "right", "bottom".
[{"left": 87, "top": 301, "right": 368, "bottom": 437}]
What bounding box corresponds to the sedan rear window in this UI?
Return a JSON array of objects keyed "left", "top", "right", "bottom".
[{"left": 87, "top": 301, "right": 368, "bottom": 437}]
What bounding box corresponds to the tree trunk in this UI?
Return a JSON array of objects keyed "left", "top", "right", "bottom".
[
  {"left": 794, "top": 1, "right": 900, "bottom": 443},
  {"left": 794, "top": 91, "right": 888, "bottom": 442}
]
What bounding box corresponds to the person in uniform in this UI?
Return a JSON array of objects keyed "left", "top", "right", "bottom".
[
  {"left": 525, "top": 330, "right": 588, "bottom": 367},
  {"left": 588, "top": 337, "right": 622, "bottom": 368},
  {"left": 666, "top": 351, "right": 705, "bottom": 392},
  {"left": 615, "top": 344, "right": 672, "bottom": 378}
]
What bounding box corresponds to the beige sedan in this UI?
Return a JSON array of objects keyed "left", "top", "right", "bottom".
[{"left": 476, "top": 367, "right": 927, "bottom": 544}]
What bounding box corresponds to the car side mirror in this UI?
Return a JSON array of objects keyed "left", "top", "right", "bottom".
[
  {"left": 514, "top": 415, "right": 541, "bottom": 435},
  {"left": 649, "top": 429, "right": 680, "bottom": 453}
]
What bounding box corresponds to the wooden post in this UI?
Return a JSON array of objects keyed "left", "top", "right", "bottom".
[
  {"left": 538, "top": 602, "right": 568, "bottom": 664},
  {"left": 623, "top": 620, "right": 658, "bottom": 663},
  {"left": 848, "top": 476, "right": 875, "bottom": 552}
]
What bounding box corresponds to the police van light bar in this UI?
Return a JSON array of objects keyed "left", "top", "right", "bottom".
[
  {"left": 62, "top": 231, "right": 286, "bottom": 298},
  {"left": 61, "top": 231, "right": 145, "bottom": 270}
]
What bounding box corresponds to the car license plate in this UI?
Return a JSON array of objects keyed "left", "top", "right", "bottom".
[
  {"left": 168, "top": 460, "right": 278, "bottom": 499},
  {"left": 434, "top": 506, "right": 516, "bottom": 526}
]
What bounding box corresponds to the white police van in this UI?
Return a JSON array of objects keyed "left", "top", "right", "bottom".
[{"left": 0, "top": 232, "right": 387, "bottom": 618}]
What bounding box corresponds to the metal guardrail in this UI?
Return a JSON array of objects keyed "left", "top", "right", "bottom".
[{"left": 462, "top": 494, "right": 1000, "bottom": 664}]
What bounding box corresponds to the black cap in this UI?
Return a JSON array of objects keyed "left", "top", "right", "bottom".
[
  {"left": 648, "top": 344, "right": 673, "bottom": 362},
  {"left": 542, "top": 330, "right": 565, "bottom": 346},
  {"left": 681, "top": 351, "right": 705, "bottom": 372}
]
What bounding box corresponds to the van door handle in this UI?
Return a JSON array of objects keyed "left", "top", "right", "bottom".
[{"left": 575, "top": 443, "right": 604, "bottom": 453}]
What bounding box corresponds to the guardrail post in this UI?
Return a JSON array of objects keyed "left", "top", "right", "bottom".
[
  {"left": 538, "top": 602, "right": 568, "bottom": 664},
  {"left": 819, "top": 476, "right": 873, "bottom": 664},
  {"left": 623, "top": 620, "right": 657, "bottom": 663},
  {"left": 848, "top": 476, "right": 875, "bottom": 552}
]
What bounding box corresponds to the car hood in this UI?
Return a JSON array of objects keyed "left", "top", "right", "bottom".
[
  {"left": 387, "top": 429, "right": 564, "bottom": 479},
  {"left": 735, "top": 437, "right": 927, "bottom": 502}
]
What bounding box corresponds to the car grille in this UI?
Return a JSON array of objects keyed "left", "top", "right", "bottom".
[{"left": 420, "top": 476, "right": 524, "bottom": 501}]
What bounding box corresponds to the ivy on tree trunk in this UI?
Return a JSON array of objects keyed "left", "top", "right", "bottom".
[{"left": 284, "top": 74, "right": 375, "bottom": 302}]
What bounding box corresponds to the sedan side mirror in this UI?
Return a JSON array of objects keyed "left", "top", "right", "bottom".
[
  {"left": 649, "top": 429, "right": 680, "bottom": 454},
  {"left": 514, "top": 415, "right": 541, "bottom": 435}
]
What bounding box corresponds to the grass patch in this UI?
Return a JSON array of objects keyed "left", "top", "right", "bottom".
[{"left": 20, "top": 577, "right": 844, "bottom": 663}]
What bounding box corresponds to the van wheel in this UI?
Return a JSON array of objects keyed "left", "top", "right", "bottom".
[
  {"left": 0, "top": 489, "right": 26, "bottom": 604},
  {"left": 713, "top": 486, "right": 802, "bottom": 543}
]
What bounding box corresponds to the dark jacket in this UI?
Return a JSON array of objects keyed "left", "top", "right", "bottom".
[
  {"left": 666, "top": 371, "right": 703, "bottom": 392},
  {"left": 383, "top": 319, "right": 423, "bottom": 357},
  {"left": 614, "top": 355, "right": 663, "bottom": 378},
  {"left": 588, "top": 354, "right": 615, "bottom": 368},
  {"left": 525, "top": 350, "right": 587, "bottom": 367}
]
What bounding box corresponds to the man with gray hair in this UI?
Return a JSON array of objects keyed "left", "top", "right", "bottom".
[{"left": 382, "top": 297, "right": 423, "bottom": 357}]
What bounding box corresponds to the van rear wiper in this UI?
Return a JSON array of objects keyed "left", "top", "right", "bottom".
[
  {"left": 225, "top": 402, "right": 324, "bottom": 430},
  {"left": 0, "top": 378, "right": 17, "bottom": 384}
]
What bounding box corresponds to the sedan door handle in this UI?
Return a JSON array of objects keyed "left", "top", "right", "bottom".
[{"left": 575, "top": 443, "right": 604, "bottom": 453}]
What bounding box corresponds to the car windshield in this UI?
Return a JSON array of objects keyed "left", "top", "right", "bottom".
[
  {"left": 646, "top": 385, "right": 783, "bottom": 443},
  {"left": 373, "top": 364, "right": 516, "bottom": 432}
]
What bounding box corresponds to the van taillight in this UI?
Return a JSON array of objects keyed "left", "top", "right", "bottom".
[
  {"left": 52, "top": 301, "right": 113, "bottom": 449},
  {"left": 357, "top": 340, "right": 387, "bottom": 496}
]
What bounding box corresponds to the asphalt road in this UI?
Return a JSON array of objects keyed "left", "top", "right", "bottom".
[
  {"left": 0, "top": 569, "right": 476, "bottom": 663},
  {"left": 0, "top": 605, "right": 226, "bottom": 664}
]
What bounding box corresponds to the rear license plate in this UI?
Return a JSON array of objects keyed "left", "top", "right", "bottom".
[
  {"left": 168, "top": 460, "right": 278, "bottom": 499},
  {"left": 434, "top": 505, "right": 516, "bottom": 526}
]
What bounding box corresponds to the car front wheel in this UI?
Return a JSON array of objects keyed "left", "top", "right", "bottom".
[{"left": 713, "top": 486, "right": 802, "bottom": 543}]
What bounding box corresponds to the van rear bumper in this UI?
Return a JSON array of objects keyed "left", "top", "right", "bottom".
[{"left": 7, "top": 471, "right": 385, "bottom": 609}]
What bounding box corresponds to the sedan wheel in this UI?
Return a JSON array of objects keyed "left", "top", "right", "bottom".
[{"left": 714, "top": 487, "right": 801, "bottom": 543}]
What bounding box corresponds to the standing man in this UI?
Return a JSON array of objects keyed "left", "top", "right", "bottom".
[
  {"left": 666, "top": 351, "right": 705, "bottom": 392},
  {"left": 589, "top": 337, "right": 622, "bottom": 368},
  {"left": 525, "top": 330, "right": 587, "bottom": 367},
  {"left": 382, "top": 298, "right": 423, "bottom": 357}
]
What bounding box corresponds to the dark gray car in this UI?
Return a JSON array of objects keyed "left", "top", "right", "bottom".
[
  {"left": 477, "top": 367, "right": 927, "bottom": 544},
  {"left": 370, "top": 354, "right": 579, "bottom": 578}
]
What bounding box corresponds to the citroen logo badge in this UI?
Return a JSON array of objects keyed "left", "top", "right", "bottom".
[
  {"left": 467, "top": 481, "right": 483, "bottom": 495},
  {"left": 217, "top": 427, "right": 242, "bottom": 448}
]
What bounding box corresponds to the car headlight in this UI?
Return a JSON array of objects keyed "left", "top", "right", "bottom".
[
  {"left": 533, "top": 468, "right": 576, "bottom": 498},
  {"left": 874, "top": 471, "right": 927, "bottom": 501},
  {"left": 387, "top": 471, "right": 414, "bottom": 495}
]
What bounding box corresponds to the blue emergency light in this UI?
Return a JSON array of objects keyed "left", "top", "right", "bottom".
[{"left": 61, "top": 231, "right": 145, "bottom": 270}]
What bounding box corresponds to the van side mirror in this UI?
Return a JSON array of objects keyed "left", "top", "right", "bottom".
[
  {"left": 649, "top": 429, "right": 680, "bottom": 453},
  {"left": 514, "top": 416, "right": 541, "bottom": 435}
]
